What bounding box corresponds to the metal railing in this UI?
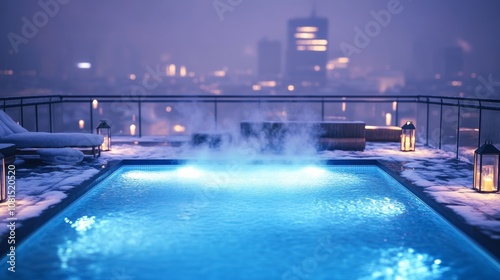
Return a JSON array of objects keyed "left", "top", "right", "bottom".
[{"left": 1, "top": 94, "right": 500, "bottom": 160}]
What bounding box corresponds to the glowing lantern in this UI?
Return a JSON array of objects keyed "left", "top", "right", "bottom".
[
  {"left": 473, "top": 140, "right": 499, "bottom": 193},
  {"left": 400, "top": 121, "right": 415, "bottom": 152},
  {"left": 96, "top": 120, "right": 111, "bottom": 151},
  {"left": 130, "top": 124, "right": 137, "bottom": 136}
]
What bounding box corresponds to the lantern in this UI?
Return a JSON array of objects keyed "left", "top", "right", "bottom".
[
  {"left": 400, "top": 121, "right": 416, "bottom": 152},
  {"left": 96, "top": 120, "right": 111, "bottom": 151},
  {"left": 473, "top": 140, "right": 499, "bottom": 193}
]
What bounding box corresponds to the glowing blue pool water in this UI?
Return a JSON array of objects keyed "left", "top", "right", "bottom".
[{"left": 2, "top": 164, "right": 499, "bottom": 279}]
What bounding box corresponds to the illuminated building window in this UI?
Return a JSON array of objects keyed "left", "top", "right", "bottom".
[
  {"left": 76, "top": 62, "right": 91, "bottom": 69},
  {"left": 259, "top": 81, "right": 277, "bottom": 87},
  {"left": 166, "top": 64, "right": 176, "bottom": 76},
  {"left": 296, "top": 26, "right": 318, "bottom": 32},
  {"left": 296, "top": 39, "right": 328, "bottom": 46},
  {"left": 180, "top": 66, "right": 187, "bottom": 77},
  {"left": 294, "top": 33, "right": 316, "bottom": 39},
  {"left": 307, "top": 46, "right": 327, "bottom": 52},
  {"left": 214, "top": 70, "right": 226, "bottom": 77},
  {"left": 252, "top": 84, "right": 262, "bottom": 91},
  {"left": 337, "top": 57, "right": 349, "bottom": 64}
]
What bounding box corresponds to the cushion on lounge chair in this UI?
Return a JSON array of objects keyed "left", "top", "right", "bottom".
[
  {"left": 37, "top": 148, "right": 85, "bottom": 165},
  {"left": 0, "top": 122, "right": 12, "bottom": 137},
  {"left": 0, "top": 132, "right": 104, "bottom": 148},
  {"left": 0, "top": 111, "right": 103, "bottom": 150},
  {"left": 0, "top": 111, "right": 28, "bottom": 135}
]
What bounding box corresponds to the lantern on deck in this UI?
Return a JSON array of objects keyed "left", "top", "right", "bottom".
[
  {"left": 473, "top": 140, "right": 499, "bottom": 193},
  {"left": 96, "top": 120, "right": 111, "bottom": 151},
  {"left": 400, "top": 121, "right": 416, "bottom": 152}
]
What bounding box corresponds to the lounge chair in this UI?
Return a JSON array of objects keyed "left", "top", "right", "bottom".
[{"left": 0, "top": 110, "right": 103, "bottom": 157}]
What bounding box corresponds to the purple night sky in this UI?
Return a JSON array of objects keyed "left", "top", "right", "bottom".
[{"left": 1, "top": 0, "right": 500, "bottom": 75}]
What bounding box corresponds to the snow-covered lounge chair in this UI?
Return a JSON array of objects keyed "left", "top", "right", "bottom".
[{"left": 0, "top": 110, "right": 103, "bottom": 157}]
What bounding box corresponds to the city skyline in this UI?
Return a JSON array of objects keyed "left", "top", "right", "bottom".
[{"left": 2, "top": 0, "right": 500, "bottom": 79}]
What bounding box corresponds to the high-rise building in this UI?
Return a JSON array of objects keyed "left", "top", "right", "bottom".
[
  {"left": 444, "top": 47, "right": 464, "bottom": 79},
  {"left": 434, "top": 47, "right": 464, "bottom": 80},
  {"left": 257, "top": 38, "right": 281, "bottom": 81},
  {"left": 285, "top": 14, "right": 328, "bottom": 87},
  {"left": 410, "top": 41, "right": 433, "bottom": 81}
]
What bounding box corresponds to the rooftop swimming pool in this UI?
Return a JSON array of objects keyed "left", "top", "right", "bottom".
[{"left": 2, "top": 163, "right": 499, "bottom": 279}]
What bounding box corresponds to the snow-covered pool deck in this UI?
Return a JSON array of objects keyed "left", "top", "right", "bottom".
[{"left": 1, "top": 139, "right": 499, "bottom": 258}]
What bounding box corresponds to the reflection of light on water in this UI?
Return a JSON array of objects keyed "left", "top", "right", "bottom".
[
  {"left": 58, "top": 215, "right": 146, "bottom": 270},
  {"left": 320, "top": 197, "right": 405, "bottom": 218},
  {"left": 366, "top": 247, "right": 448, "bottom": 279},
  {"left": 59, "top": 216, "right": 98, "bottom": 269},
  {"left": 64, "top": 216, "right": 96, "bottom": 233},
  {"left": 364, "top": 197, "right": 405, "bottom": 216}
]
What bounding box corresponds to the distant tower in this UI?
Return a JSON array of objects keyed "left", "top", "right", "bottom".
[
  {"left": 434, "top": 47, "right": 464, "bottom": 80},
  {"left": 410, "top": 41, "right": 433, "bottom": 81},
  {"left": 257, "top": 38, "right": 281, "bottom": 81},
  {"left": 285, "top": 9, "right": 328, "bottom": 87},
  {"left": 444, "top": 47, "right": 464, "bottom": 79}
]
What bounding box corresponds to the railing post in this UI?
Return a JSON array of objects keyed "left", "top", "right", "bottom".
[
  {"left": 49, "top": 98, "right": 53, "bottom": 133},
  {"left": 35, "top": 104, "right": 39, "bottom": 132},
  {"left": 214, "top": 98, "right": 218, "bottom": 130},
  {"left": 20, "top": 98, "right": 24, "bottom": 127},
  {"left": 90, "top": 99, "right": 94, "bottom": 134},
  {"left": 426, "top": 97, "right": 429, "bottom": 146},
  {"left": 439, "top": 99, "right": 443, "bottom": 149},
  {"left": 394, "top": 99, "right": 399, "bottom": 126},
  {"left": 456, "top": 100, "right": 461, "bottom": 159},
  {"left": 138, "top": 100, "right": 142, "bottom": 137},
  {"left": 321, "top": 98, "right": 324, "bottom": 121},
  {"left": 478, "top": 100, "right": 482, "bottom": 148}
]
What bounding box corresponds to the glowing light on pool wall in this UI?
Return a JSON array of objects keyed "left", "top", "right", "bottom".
[
  {"left": 473, "top": 140, "right": 499, "bottom": 193},
  {"left": 92, "top": 99, "right": 98, "bottom": 109},
  {"left": 96, "top": 120, "right": 111, "bottom": 151},
  {"left": 400, "top": 121, "right": 415, "bottom": 152}
]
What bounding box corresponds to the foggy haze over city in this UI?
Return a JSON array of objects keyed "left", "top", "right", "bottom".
[{"left": 1, "top": 0, "right": 500, "bottom": 86}]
